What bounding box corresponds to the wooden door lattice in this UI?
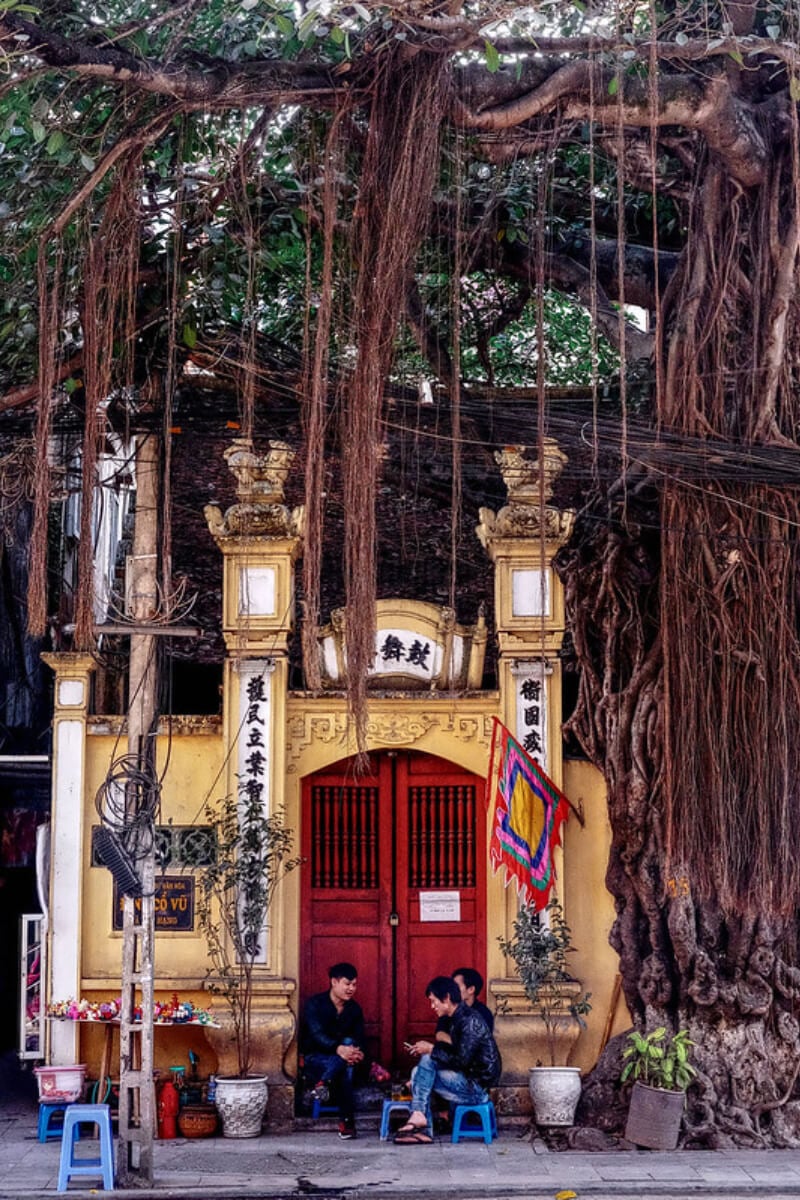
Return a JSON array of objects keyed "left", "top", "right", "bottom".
[
  {"left": 310, "top": 784, "right": 379, "bottom": 889},
  {"left": 408, "top": 784, "right": 476, "bottom": 888}
]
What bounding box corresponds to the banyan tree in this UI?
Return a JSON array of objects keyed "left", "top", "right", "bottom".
[{"left": 3, "top": 0, "right": 800, "bottom": 1146}]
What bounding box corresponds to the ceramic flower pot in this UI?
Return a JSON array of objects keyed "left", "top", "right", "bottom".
[
  {"left": 528, "top": 1065, "right": 582, "bottom": 1126},
  {"left": 214, "top": 1074, "right": 268, "bottom": 1138}
]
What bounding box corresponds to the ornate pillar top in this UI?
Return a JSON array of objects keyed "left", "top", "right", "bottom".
[
  {"left": 476, "top": 440, "right": 574, "bottom": 549},
  {"left": 204, "top": 438, "right": 304, "bottom": 541}
]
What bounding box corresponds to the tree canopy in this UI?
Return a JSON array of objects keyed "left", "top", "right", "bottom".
[{"left": 4, "top": 0, "right": 800, "bottom": 1148}]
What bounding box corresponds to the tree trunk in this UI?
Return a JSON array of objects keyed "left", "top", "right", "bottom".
[{"left": 557, "top": 141, "right": 800, "bottom": 1147}]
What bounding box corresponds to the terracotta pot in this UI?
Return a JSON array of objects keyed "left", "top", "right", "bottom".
[
  {"left": 625, "top": 1079, "right": 685, "bottom": 1150},
  {"left": 214, "top": 1075, "right": 268, "bottom": 1138},
  {"left": 178, "top": 1104, "right": 218, "bottom": 1138},
  {"left": 528, "top": 1066, "right": 582, "bottom": 1126}
]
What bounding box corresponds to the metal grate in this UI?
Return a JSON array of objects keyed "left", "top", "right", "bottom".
[
  {"left": 91, "top": 824, "right": 215, "bottom": 869},
  {"left": 311, "top": 785, "right": 379, "bottom": 889},
  {"left": 408, "top": 784, "right": 476, "bottom": 888}
]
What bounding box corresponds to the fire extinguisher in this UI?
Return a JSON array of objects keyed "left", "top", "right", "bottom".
[{"left": 157, "top": 1076, "right": 180, "bottom": 1139}]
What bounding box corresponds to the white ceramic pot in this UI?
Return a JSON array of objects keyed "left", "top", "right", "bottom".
[
  {"left": 214, "top": 1074, "right": 268, "bottom": 1138},
  {"left": 528, "top": 1066, "right": 582, "bottom": 1126}
]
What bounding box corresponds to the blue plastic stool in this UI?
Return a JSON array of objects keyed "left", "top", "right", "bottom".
[
  {"left": 379, "top": 1099, "right": 412, "bottom": 1140},
  {"left": 379, "top": 1098, "right": 433, "bottom": 1140},
  {"left": 57, "top": 1103, "right": 114, "bottom": 1192},
  {"left": 37, "top": 1101, "right": 68, "bottom": 1143},
  {"left": 311, "top": 1096, "right": 340, "bottom": 1119},
  {"left": 451, "top": 1100, "right": 497, "bottom": 1144}
]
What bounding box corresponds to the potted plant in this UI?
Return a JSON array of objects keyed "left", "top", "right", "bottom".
[
  {"left": 621, "top": 1027, "right": 696, "bottom": 1149},
  {"left": 498, "top": 898, "right": 592, "bottom": 1126},
  {"left": 198, "top": 787, "right": 301, "bottom": 1137}
]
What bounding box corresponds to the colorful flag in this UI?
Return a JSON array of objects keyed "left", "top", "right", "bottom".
[{"left": 486, "top": 717, "right": 570, "bottom": 910}]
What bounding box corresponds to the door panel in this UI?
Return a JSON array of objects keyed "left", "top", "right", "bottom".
[
  {"left": 301, "top": 752, "right": 485, "bottom": 1069},
  {"left": 301, "top": 763, "right": 392, "bottom": 1063}
]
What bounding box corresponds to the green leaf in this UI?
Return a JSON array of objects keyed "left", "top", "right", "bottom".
[
  {"left": 273, "top": 13, "right": 294, "bottom": 37},
  {"left": 46, "top": 130, "right": 65, "bottom": 155},
  {"left": 484, "top": 40, "right": 501, "bottom": 73},
  {"left": 728, "top": 48, "right": 744, "bottom": 66},
  {"left": 80, "top": 153, "right": 96, "bottom": 172},
  {"left": 31, "top": 119, "right": 46, "bottom": 144},
  {"left": 182, "top": 323, "right": 197, "bottom": 349},
  {"left": 607, "top": 75, "right": 619, "bottom": 96}
]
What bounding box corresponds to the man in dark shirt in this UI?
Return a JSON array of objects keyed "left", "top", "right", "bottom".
[
  {"left": 395, "top": 975, "right": 502, "bottom": 1144},
  {"left": 433, "top": 967, "right": 494, "bottom": 1042},
  {"left": 300, "top": 962, "right": 365, "bottom": 1140}
]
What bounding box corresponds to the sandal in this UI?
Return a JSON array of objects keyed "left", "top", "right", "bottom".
[{"left": 393, "top": 1122, "right": 433, "bottom": 1144}]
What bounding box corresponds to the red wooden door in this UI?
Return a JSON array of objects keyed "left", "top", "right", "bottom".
[{"left": 300, "top": 751, "right": 485, "bottom": 1069}]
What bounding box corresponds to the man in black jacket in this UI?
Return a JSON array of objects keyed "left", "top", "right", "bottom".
[
  {"left": 431, "top": 967, "right": 494, "bottom": 1043},
  {"left": 394, "top": 976, "right": 502, "bottom": 1145},
  {"left": 300, "top": 962, "right": 366, "bottom": 1139}
]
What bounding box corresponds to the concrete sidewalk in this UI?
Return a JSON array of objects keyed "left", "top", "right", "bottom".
[{"left": 3, "top": 1093, "right": 800, "bottom": 1199}]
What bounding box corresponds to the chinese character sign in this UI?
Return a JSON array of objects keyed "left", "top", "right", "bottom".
[
  {"left": 516, "top": 671, "right": 546, "bottom": 765},
  {"left": 237, "top": 663, "right": 272, "bottom": 963},
  {"left": 374, "top": 630, "right": 436, "bottom": 678}
]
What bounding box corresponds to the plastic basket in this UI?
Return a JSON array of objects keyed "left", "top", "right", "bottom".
[{"left": 34, "top": 1064, "right": 87, "bottom": 1103}]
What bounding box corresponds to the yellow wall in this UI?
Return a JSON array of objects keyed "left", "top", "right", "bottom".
[
  {"left": 78, "top": 717, "right": 225, "bottom": 1073},
  {"left": 81, "top": 716, "right": 224, "bottom": 988},
  {"left": 563, "top": 759, "right": 630, "bottom": 1071},
  {"left": 73, "top": 707, "right": 623, "bottom": 1083}
]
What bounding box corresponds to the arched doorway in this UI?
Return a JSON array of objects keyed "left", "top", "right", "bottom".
[{"left": 300, "top": 750, "right": 486, "bottom": 1069}]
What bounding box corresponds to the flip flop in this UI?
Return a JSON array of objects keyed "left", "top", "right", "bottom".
[{"left": 393, "top": 1123, "right": 433, "bottom": 1144}]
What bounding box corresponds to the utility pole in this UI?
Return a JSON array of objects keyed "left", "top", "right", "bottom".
[{"left": 116, "top": 432, "right": 159, "bottom": 1185}]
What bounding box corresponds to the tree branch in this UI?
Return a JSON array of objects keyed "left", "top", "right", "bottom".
[
  {"left": 456, "top": 63, "right": 771, "bottom": 187},
  {"left": 0, "top": 12, "right": 339, "bottom": 103}
]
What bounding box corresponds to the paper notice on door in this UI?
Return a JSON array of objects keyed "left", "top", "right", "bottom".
[{"left": 419, "top": 890, "right": 461, "bottom": 922}]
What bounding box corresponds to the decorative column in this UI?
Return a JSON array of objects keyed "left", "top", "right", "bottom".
[
  {"left": 477, "top": 441, "right": 577, "bottom": 1109},
  {"left": 40, "top": 653, "right": 96, "bottom": 1064},
  {"left": 204, "top": 439, "right": 303, "bottom": 1127}
]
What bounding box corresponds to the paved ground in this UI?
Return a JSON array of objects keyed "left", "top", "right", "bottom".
[{"left": 3, "top": 1089, "right": 800, "bottom": 1198}]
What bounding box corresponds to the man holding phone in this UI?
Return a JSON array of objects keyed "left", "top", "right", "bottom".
[{"left": 394, "top": 976, "right": 502, "bottom": 1145}]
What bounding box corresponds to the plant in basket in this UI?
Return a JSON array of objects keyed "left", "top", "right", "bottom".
[{"left": 621, "top": 1027, "right": 696, "bottom": 1149}]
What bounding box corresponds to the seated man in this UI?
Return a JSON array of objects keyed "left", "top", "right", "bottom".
[
  {"left": 299, "top": 961, "right": 366, "bottom": 1140},
  {"left": 455, "top": 966, "right": 494, "bottom": 1030},
  {"left": 433, "top": 967, "right": 494, "bottom": 1044},
  {"left": 395, "top": 975, "right": 502, "bottom": 1144}
]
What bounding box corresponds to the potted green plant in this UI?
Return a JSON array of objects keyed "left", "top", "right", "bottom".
[
  {"left": 197, "top": 788, "right": 301, "bottom": 1137},
  {"left": 498, "top": 898, "right": 592, "bottom": 1126},
  {"left": 621, "top": 1027, "right": 696, "bottom": 1149}
]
